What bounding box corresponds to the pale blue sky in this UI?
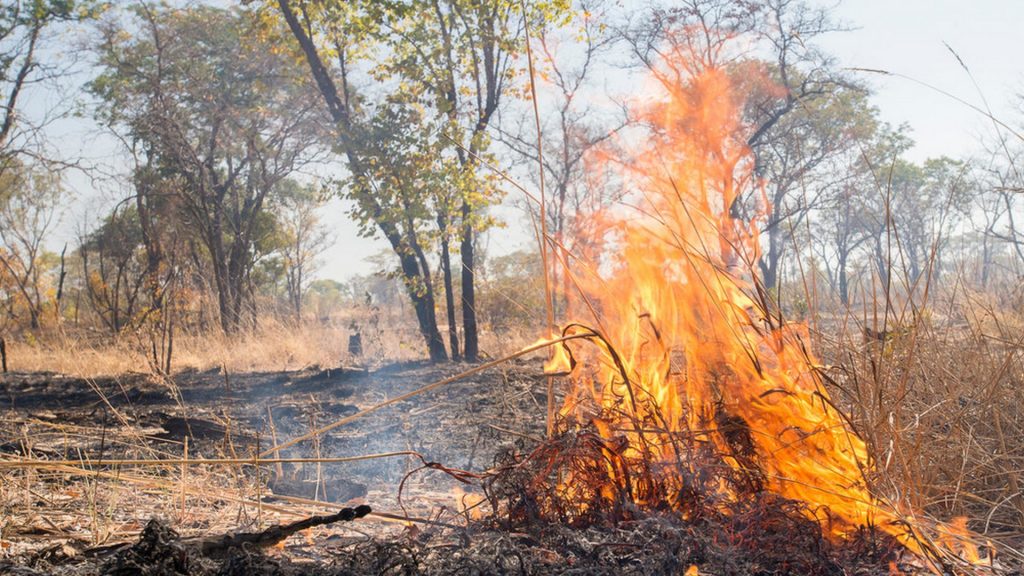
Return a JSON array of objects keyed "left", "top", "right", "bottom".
[
  {"left": 36, "top": 0, "right": 1024, "bottom": 282},
  {"left": 818, "top": 0, "right": 1024, "bottom": 161}
]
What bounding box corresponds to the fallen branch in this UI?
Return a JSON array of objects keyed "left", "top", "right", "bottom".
[{"left": 193, "top": 504, "right": 372, "bottom": 557}]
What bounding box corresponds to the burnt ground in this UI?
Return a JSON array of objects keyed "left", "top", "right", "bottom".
[
  {"left": 0, "top": 361, "right": 999, "bottom": 575},
  {"left": 0, "top": 359, "right": 552, "bottom": 575}
]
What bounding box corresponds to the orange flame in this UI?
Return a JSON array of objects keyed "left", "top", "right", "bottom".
[
  {"left": 549, "top": 62, "right": 921, "bottom": 547},
  {"left": 935, "top": 517, "right": 981, "bottom": 565},
  {"left": 452, "top": 485, "right": 486, "bottom": 521}
]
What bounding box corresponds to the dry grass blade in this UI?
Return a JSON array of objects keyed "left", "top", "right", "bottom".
[{"left": 0, "top": 451, "right": 418, "bottom": 469}]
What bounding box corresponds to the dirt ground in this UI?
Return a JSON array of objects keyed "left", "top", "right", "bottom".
[{"left": 0, "top": 360, "right": 1000, "bottom": 575}]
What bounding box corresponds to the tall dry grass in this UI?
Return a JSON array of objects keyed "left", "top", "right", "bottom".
[
  {"left": 2, "top": 268, "right": 1020, "bottom": 559},
  {"left": 808, "top": 279, "right": 1024, "bottom": 554}
]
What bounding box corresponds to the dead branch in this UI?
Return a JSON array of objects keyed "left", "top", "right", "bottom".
[{"left": 192, "top": 504, "right": 372, "bottom": 558}]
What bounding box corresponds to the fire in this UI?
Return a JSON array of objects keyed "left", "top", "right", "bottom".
[
  {"left": 535, "top": 47, "right": 966, "bottom": 561},
  {"left": 452, "top": 486, "right": 486, "bottom": 521},
  {"left": 935, "top": 517, "right": 981, "bottom": 565}
]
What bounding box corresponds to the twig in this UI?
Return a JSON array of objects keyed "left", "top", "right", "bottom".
[{"left": 518, "top": 0, "right": 557, "bottom": 438}]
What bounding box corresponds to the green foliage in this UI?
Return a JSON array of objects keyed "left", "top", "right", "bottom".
[
  {"left": 0, "top": 0, "right": 105, "bottom": 24},
  {"left": 0, "top": 161, "right": 62, "bottom": 215},
  {"left": 79, "top": 205, "right": 152, "bottom": 332},
  {"left": 90, "top": 3, "right": 326, "bottom": 332},
  {"left": 264, "top": 0, "right": 572, "bottom": 358},
  {"left": 90, "top": 4, "right": 319, "bottom": 157},
  {"left": 0, "top": 0, "right": 106, "bottom": 73},
  {"left": 269, "top": 0, "right": 569, "bottom": 257},
  {"left": 83, "top": 205, "right": 145, "bottom": 261}
]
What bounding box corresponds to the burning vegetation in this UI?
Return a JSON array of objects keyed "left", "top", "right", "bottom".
[
  {"left": 2, "top": 1, "right": 1024, "bottom": 575},
  {"left": 466, "top": 46, "right": 994, "bottom": 574}
]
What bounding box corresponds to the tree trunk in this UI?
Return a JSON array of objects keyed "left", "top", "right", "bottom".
[
  {"left": 460, "top": 201, "right": 478, "bottom": 362},
  {"left": 837, "top": 252, "right": 850, "bottom": 305},
  {"left": 227, "top": 249, "right": 248, "bottom": 334},
  {"left": 137, "top": 191, "right": 165, "bottom": 314},
  {"left": 759, "top": 224, "right": 783, "bottom": 292},
  {"left": 981, "top": 235, "right": 992, "bottom": 288},
  {"left": 213, "top": 256, "right": 235, "bottom": 334},
  {"left": 873, "top": 237, "right": 889, "bottom": 290},
  {"left": 398, "top": 250, "right": 447, "bottom": 362},
  {"left": 292, "top": 269, "right": 303, "bottom": 323},
  {"left": 440, "top": 229, "right": 460, "bottom": 361},
  {"left": 213, "top": 261, "right": 246, "bottom": 335}
]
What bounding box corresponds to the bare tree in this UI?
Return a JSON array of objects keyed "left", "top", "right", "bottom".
[
  {"left": 741, "top": 0, "right": 857, "bottom": 291},
  {"left": 498, "top": 0, "right": 623, "bottom": 320},
  {"left": 622, "top": 0, "right": 761, "bottom": 74},
  {"left": 816, "top": 170, "right": 873, "bottom": 305},
  {"left": 1, "top": 1, "right": 101, "bottom": 175},
  {"left": 754, "top": 84, "right": 874, "bottom": 290},
  {"left": 980, "top": 147, "right": 1024, "bottom": 275},
  {"left": 276, "top": 181, "right": 331, "bottom": 323},
  {"left": 0, "top": 165, "right": 62, "bottom": 329},
  {"left": 625, "top": 0, "right": 861, "bottom": 294},
  {"left": 79, "top": 204, "right": 149, "bottom": 333}
]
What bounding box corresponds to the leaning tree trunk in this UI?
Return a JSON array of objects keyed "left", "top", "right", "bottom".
[{"left": 277, "top": 0, "right": 448, "bottom": 362}]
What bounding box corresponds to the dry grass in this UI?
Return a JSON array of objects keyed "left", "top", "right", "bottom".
[
  {"left": 807, "top": 283, "right": 1024, "bottom": 560},
  {"left": 1, "top": 312, "right": 542, "bottom": 379},
  {"left": 1, "top": 286, "right": 1021, "bottom": 569},
  {"left": 0, "top": 342, "right": 543, "bottom": 568},
  {"left": 0, "top": 316, "right": 437, "bottom": 378}
]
